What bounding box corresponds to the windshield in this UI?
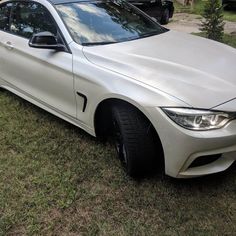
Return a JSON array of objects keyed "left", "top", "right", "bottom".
[{"left": 56, "top": 0, "right": 167, "bottom": 46}]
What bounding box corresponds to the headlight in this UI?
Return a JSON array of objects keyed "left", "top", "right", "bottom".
[{"left": 162, "top": 107, "right": 236, "bottom": 131}]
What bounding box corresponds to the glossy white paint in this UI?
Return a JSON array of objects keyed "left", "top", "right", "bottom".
[
  {"left": 0, "top": 31, "right": 75, "bottom": 117},
  {"left": 0, "top": 0, "right": 236, "bottom": 178},
  {"left": 83, "top": 31, "right": 236, "bottom": 109},
  {"left": 146, "top": 107, "right": 236, "bottom": 177}
]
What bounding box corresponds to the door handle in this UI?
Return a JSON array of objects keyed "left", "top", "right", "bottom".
[{"left": 4, "top": 41, "right": 14, "bottom": 50}]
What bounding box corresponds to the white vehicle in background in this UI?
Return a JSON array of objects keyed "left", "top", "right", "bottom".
[{"left": 0, "top": 0, "right": 236, "bottom": 178}]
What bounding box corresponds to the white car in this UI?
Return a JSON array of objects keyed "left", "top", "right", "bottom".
[{"left": 0, "top": 0, "right": 236, "bottom": 178}]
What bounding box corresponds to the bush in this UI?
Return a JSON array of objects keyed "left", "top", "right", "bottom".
[{"left": 200, "top": 0, "right": 225, "bottom": 42}]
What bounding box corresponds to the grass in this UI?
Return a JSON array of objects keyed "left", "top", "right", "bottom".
[
  {"left": 0, "top": 88, "right": 236, "bottom": 235},
  {"left": 222, "top": 33, "right": 236, "bottom": 47},
  {"left": 194, "top": 32, "right": 236, "bottom": 48},
  {"left": 174, "top": 0, "right": 236, "bottom": 22}
]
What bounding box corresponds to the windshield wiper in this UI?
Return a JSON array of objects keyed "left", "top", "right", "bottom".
[{"left": 82, "top": 41, "right": 118, "bottom": 46}]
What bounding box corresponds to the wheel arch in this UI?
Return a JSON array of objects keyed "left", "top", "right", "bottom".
[
  {"left": 94, "top": 97, "right": 165, "bottom": 167},
  {"left": 94, "top": 98, "right": 147, "bottom": 136}
]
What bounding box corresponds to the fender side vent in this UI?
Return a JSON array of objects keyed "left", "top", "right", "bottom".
[{"left": 77, "top": 92, "right": 87, "bottom": 112}]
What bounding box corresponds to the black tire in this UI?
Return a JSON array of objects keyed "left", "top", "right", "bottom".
[
  {"left": 110, "top": 103, "right": 160, "bottom": 177},
  {"left": 161, "top": 8, "right": 170, "bottom": 25}
]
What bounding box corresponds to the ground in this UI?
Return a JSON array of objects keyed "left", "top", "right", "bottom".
[{"left": 167, "top": 13, "right": 236, "bottom": 34}]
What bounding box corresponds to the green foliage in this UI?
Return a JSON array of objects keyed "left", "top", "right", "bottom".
[
  {"left": 200, "top": 0, "right": 225, "bottom": 42},
  {"left": 194, "top": 32, "right": 236, "bottom": 48},
  {"left": 174, "top": 0, "right": 236, "bottom": 22}
]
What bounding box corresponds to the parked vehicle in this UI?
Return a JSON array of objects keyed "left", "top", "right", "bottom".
[
  {"left": 222, "top": 0, "right": 236, "bottom": 10},
  {"left": 129, "top": 0, "right": 174, "bottom": 24},
  {"left": 0, "top": 0, "right": 236, "bottom": 178}
]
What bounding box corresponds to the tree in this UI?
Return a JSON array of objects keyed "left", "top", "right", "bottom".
[{"left": 200, "top": 0, "right": 225, "bottom": 42}]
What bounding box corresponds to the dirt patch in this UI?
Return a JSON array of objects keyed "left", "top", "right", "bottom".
[{"left": 167, "top": 13, "right": 236, "bottom": 35}]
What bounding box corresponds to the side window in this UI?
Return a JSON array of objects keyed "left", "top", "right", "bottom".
[
  {"left": 0, "top": 3, "right": 13, "bottom": 32},
  {"left": 10, "top": 2, "right": 57, "bottom": 39}
]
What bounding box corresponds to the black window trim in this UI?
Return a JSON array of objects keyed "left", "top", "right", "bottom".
[{"left": 0, "top": 0, "right": 71, "bottom": 53}]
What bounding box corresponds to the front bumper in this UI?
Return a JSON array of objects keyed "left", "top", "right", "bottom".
[{"left": 146, "top": 107, "right": 236, "bottom": 178}]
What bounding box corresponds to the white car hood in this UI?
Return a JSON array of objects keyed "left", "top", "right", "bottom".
[{"left": 83, "top": 31, "right": 236, "bottom": 109}]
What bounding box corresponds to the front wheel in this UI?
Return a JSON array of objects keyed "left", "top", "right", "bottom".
[{"left": 111, "top": 103, "right": 161, "bottom": 177}]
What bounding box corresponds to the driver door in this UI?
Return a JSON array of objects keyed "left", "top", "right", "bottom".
[{"left": 0, "top": 1, "right": 76, "bottom": 117}]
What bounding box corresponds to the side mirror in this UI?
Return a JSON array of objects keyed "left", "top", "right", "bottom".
[{"left": 29, "top": 32, "right": 66, "bottom": 51}]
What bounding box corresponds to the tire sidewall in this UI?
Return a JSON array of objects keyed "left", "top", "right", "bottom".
[
  {"left": 161, "top": 8, "right": 170, "bottom": 24},
  {"left": 111, "top": 109, "right": 131, "bottom": 174}
]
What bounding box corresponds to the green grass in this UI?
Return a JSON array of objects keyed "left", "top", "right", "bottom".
[
  {"left": 222, "top": 33, "right": 236, "bottom": 47},
  {"left": 174, "top": 0, "right": 236, "bottom": 22},
  {"left": 174, "top": 0, "right": 192, "bottom": 13},
  {"left": 194, "top": 32, "right": 236, "bottom": 48},
  {"left": 0, "top": 89, "right": 236, "bottom": 235}
]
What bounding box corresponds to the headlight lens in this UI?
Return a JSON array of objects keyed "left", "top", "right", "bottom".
[{"left": 162, "top": 108, "right": 235, "bottom": 131}]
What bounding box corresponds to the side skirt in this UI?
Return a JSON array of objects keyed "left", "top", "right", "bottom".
[{"left": 0, "top": 83, "right": 95, "bottom": 136}]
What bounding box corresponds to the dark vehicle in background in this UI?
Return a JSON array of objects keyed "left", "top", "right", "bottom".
[
  {"left": 222, "top": 0, "right": 236, "bottom": 10},
  {"left": 128, "top": 0, "right": 174, "bottom": 24}
]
